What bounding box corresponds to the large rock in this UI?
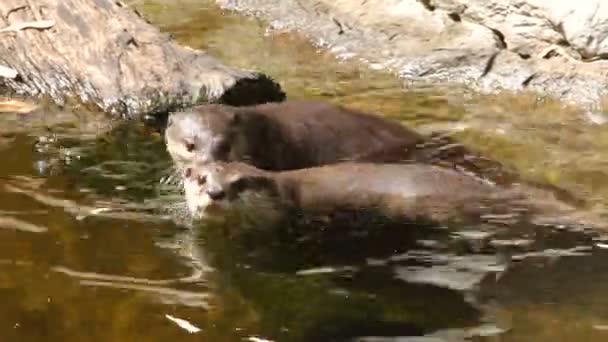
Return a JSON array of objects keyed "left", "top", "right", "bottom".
[
  {"left": 217, "top": 0, "right": 608, "bottom": 111},
  {"left": 0, "top": 0, "right": 285, "bottom": 119},
  {"left": 433, "top": 0, "right": 608, "bottom": 60}
]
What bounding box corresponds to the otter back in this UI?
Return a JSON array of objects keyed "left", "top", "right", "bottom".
[{"left": 276, "top": 162, "right": 500, "bottom": 220}]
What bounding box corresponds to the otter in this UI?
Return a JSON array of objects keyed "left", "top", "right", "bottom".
[
  {"left": 164, "top": 101, "right": 537, "bottom": 187},
  {"left": 165, "top": 100, "right": 587, "bottom": 209},
  {"left": 177, "top": 161, "right": 547, "bottom": 228},
  {"left": 181, "top": 160, "right": 605, "bottom": 230},
  {"left": 165, "top": 100, "right": 426, "bottom": 171}
]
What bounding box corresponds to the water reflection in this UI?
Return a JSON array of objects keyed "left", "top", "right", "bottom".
[{"left": 0, "top": 119, "right": 488, "bottom": 341}]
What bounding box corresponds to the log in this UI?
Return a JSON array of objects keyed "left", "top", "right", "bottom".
[{"left": 0, "top": 0, "right": 285, "bottom": 118}]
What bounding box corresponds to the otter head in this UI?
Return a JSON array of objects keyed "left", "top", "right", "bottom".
[
  {"left": 182, "top": 161, "right": 284, "bottom": 226},
  {"left": 165, "top": 105, "right": 247, "bottom": 168}
]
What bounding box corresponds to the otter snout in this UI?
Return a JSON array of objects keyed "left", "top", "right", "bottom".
[{"left": 183, "top": 164, "right": 230, "bottom": 219}]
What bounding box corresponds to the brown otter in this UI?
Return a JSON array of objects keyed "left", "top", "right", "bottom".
[
  {"left": 181, "top": 160, "right": 606, "bottom": 230},
  {"left": 165, "top": 100, "right": 426, "bottom": 171},
  {"left": 165, "top": 100, "right": 587, "bottom": 209},
  {"left": 182, "top": 160, "right": 603, "bottom": 230}
]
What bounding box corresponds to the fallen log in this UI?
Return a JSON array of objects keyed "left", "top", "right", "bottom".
[{"left": 0, "top": 0, "right": 285, "bottom": 118}]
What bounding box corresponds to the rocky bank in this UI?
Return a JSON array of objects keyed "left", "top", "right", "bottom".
[{"left": 217, "top": 0, "right": 608, "bottom": 115}]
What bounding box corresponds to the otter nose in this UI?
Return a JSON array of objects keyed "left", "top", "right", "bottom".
[{"left": 207, "top": 189, "right": 226, "bottom": 201}]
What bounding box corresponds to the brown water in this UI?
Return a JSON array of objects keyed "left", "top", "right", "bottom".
[{"left": 2, "top": 0, "right": 608, "bottom": 341}]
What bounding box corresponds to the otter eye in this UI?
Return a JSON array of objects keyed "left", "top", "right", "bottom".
[
  {"left": 197, "top": 175, "right": 207, "bottom": 186},
  {"left": 185, "top": 141, "right": 195, "bottom": 152},
  {"left": 184, "top": 168, "right": 192, "bottom": 178}
]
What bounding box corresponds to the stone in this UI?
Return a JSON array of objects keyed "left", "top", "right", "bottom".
[
  {"left": 217, "top": 0, "right": 608, "bottom": 111},
  {"left": 0, "top": 0, "right": 285, "bottom": 118}
]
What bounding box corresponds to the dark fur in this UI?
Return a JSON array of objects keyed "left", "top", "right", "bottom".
[{"left": 165, "top": 100, "right": 425, "bottom": 171}]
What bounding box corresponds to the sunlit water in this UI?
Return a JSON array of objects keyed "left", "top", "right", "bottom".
[{"left": 1, "top": 1, "right": 608, "bottom": 341}]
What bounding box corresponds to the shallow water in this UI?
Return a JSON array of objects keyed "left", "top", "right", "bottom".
[{"left": 2, "top": 0, "right": 608, "bottom": 341}]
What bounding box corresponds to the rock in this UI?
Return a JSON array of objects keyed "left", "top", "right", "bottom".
[
  {"left": 433, "top": 0, "right": 608, "bottom": 60},
  {"left": 217, "top": 0, "right": 608, "bottom": 110},
  {"left": 0, "top": 0, "right": 285, "bottom": 119},
  {"left": 550, "top": 1, "right": 608, "bottom": 59}
]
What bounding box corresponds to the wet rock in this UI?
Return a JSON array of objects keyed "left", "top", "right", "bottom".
[{"left": 217, "top": 0, "right": 608, "bottom": 110}]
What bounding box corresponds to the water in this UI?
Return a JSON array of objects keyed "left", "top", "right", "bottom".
[{"left": 1, "top": 1, "right": 608, "bottom": 340}]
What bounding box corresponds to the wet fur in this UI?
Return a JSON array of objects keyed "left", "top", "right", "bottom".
[
  {"left": 183, "top": 161, "right": 606, "bottom": 231},
  {"left": 165, "top": 101, "right": 588, "bottom": 210},
  {"left": 165, "top": 101, "right": 425, "bottom": 171},
  {"left": 183, "top": 162, "right": 286, "bottom": 228}
]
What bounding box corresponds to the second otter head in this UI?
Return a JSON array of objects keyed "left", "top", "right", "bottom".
[
  {"left": 165, "top": 105, "right": 247, "bottom": 168},
  {"left": 182, "top": 161, "right": 282, "bottom": 224}
]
